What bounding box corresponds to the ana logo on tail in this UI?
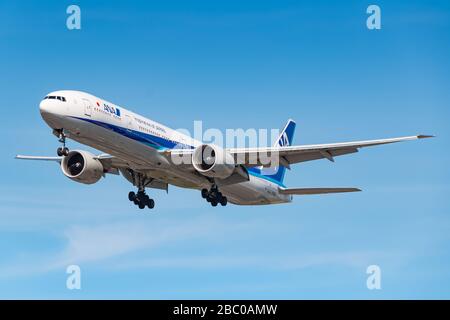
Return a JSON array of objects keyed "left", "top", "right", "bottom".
[{"left": 278, "top": 132, "right": 289, "bottom": 147}]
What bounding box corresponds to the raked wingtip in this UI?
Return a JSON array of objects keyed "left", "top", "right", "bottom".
[{"left": 417, "top": 134, "right": 435, "bottom": 139}]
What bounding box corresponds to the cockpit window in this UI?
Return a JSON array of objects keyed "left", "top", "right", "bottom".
[{"left": 43, "top": 95, "right": 66, "bottom": 101}]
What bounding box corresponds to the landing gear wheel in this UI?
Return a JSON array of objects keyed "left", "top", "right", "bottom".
[
  {"left": 57, "top": 147, "right": 69, "bottom": 156},
  {"left": 137, "top": 192, "right": 146, "bottom": 203},
  {"left": 55, "top": 129, "right": 69, "bottom": 156},
  {"left": 129, "top": 184, "right": 155, "bottom": 210},
  {"left": 203, "top": 185, "right": 227, "bottom": 207},
  {"left": 128, "top": 191, "right": 136, "bottom": 202}
]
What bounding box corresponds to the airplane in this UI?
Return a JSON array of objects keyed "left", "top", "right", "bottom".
[{"left": 16, "top": 90, "right": 433, "bottom": 210}]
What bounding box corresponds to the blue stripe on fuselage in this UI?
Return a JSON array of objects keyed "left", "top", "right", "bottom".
[
  {"left": 247, "top": 167, "right": 286, "bottom": 187},
  {"left": 71, "top": 116, "right": 193, "bottom": 150}
]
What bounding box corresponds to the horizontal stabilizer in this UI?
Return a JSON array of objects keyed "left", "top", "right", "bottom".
[{"left": 279, "top": 187, "right": 361, "bottom": 195}]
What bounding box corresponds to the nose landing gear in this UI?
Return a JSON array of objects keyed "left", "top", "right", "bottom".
[
  {"left": 201, "top": 186, "right": 228, "bottom": 207},
  {"left": 55, "top": 129, "right": 69, "bottom": 156},
  {"left": 57, "top": 147, "right": 69, "bottom": 157}
]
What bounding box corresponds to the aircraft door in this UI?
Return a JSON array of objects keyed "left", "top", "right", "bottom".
[
  {"left": 125, "top": 114, "right": 133, "bottom": 130},
  {"left": 82, "top": 99, "right": 92, "bottom": 117}
]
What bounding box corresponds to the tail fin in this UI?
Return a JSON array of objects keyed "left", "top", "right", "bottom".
[
  {"left": 260, "top": 119, "right": 296, "bottom": 185},
  {"left": 274, "top": 119, "right": 296, "bottom": 148}
]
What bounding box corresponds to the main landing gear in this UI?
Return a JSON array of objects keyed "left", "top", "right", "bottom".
[
  {"left": 128, "top": 190, "right": 155, "bottom": 209},
  {"left": 55, "top": 129, "right": 69, "bottom": 156},
  {"left": 128, "top": 171, "right": 155, "bottom": 210},
  {"left": 201, "top": 186, "right": 228, "bottom": 207}
]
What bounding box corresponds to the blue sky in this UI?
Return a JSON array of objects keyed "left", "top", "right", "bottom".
[{"left": 0, "top": 0, "right": 449, "bottom": 299}]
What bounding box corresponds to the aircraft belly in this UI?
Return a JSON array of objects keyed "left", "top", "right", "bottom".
[
  {"left": 60, "top": 116, "right": 289, "bottom": 204},
  {"left": 64, "top": 116, "right": 208, "bottom": 188},
  {"left": 221, "top": 175, "right": 286, "bottom": 205}
]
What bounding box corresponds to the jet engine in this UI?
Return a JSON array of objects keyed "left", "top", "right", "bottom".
[
  {"left": 192, "top": 144, "right": 235, "bottom": 179},
  {"left": 61, "top": 150, "right": 104, "bottom": 184}
]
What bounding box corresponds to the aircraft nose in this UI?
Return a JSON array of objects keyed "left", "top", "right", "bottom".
[
  {"left": 39, "top": 99, "right": 51, "bottom": 114},
  {"left": 39, "top": 96, "right": 63, "bottom": 127},
  {"left": 39, "top": 93, "right": 69, "bottom": 128},
  {"left": 39, "top": 97, "right": 61, "bottom": 116}
]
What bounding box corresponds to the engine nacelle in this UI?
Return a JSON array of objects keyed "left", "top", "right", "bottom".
[
  {"left": 192, "top": 144, "right": 235, "bottom": 179},
  {"left": 61, "top": 150, "right": 104, "bottom": 184}
]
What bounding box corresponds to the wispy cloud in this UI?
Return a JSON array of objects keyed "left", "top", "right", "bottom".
[
  {"left": 51, "top": 217, "right": 217, "bottom": 267},
  {"left": 0, "top": 215, "right": 257, "bottom": 277},
  {"left": 110, "top": 250, "right": 400, "bottom": 271},
  {"left": 0, "top": 211, "right": 412, "bottom": 281}
]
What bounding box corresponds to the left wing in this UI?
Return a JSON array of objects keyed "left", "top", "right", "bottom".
[
  {"left": 230, "top": 134, "right": 434, "bottom": 167},
  {"left": 166, "top": 134, "right": 433, "bottom": 168}
]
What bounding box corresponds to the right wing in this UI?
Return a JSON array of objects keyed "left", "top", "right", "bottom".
[
  {"left": 15, "top": 153, "right": 169, "bottom": 190},
  {"left": 15, "top": 153, "right": 123, "bottom": 175},
  {"left": 15, "top": 153, "right": 128, "bottom": 170},
  {"left": 15, "top": 155, "right": 62, "bottom": 162}
]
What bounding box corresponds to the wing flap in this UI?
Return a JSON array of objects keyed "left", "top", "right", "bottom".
[{"left": 283, "top": 147, "right": 359, "bottom": 164}]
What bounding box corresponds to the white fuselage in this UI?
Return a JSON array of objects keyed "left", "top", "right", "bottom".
[{"left": 39, "top": 90, "right": 292, "bottom": 205}]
